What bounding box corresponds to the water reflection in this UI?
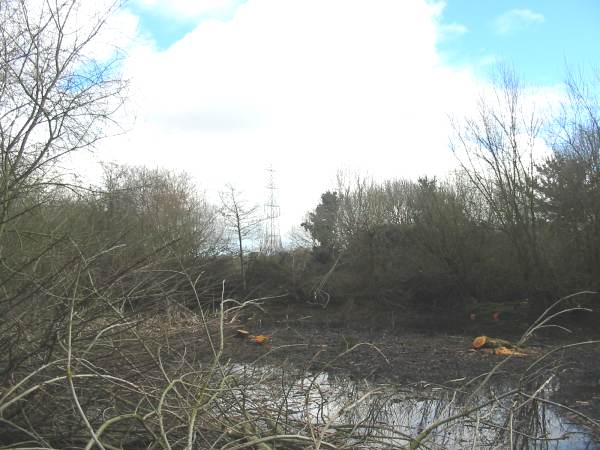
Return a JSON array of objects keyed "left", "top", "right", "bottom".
[{"left": 228, "top": 364, "right": 599, "bottom": 449}]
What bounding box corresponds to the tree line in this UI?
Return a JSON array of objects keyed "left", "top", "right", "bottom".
[{"left": 298, "top": 69, "right": 600, "bottom": 317}]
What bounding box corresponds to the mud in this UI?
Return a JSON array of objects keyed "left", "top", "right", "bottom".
[{"left": 216, "top": 300, "right": 600, "bottom": 430}]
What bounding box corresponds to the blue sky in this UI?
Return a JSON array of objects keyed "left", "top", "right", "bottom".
[
  {"left": 438, "top": 1, "right": 600, "bottom": 85},
  {"left": 129, "top": 0, "right": 249, "bottom": 51},
  {"left": 129, "top": 8, "right": 196, "bottom": 49}
]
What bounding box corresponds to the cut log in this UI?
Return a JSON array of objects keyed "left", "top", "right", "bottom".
[
  {"left": 253, "top": 335, "right": 269, "bottom": 345},
  {"left": 237, "top": 329, "right": 269, "bottom": 344},
  {"left": 471, "top": 335, "right": 515, "bottom": 349},
  {"left": 494, "top": 347, "right": 526, "bottom": 357},
  {"left": 472, "top": 335, "right": 526, "bottom": 357},
  {"left": 472, "top": 336, "right": 487, "bottom": 349}
]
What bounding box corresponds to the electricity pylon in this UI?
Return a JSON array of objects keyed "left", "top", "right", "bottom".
[{"left": 261, "top": 165, "right": 282, "bottom": 254}]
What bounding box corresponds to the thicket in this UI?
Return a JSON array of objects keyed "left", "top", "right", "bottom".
[
  {"left": 1, "top": 0, "right": 599, "bottom": 447},
  {"left": 300, "top": 70, "right": 600, "bottom": 316},
  {"left": 0, "top": 2, "right": 248, "bottom": 446}
]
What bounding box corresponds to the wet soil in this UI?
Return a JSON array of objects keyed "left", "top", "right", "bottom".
[{"left": 216, "top": 300, "right": 600, "bottom": 430}]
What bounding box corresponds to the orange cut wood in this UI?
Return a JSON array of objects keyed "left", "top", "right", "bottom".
[
  {"left": 253, "top": 335, "right": 269, "bottom": 345},
  {"left": 494, "top": 347, "right": 526, "bottom": 357},
  {"left": 472, "top": 336, "right": 487, "bottom": 349}
]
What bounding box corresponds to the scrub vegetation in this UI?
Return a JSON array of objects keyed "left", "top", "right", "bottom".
[{"left": 1, "top": 1, "right": 599, "bottom": 448}]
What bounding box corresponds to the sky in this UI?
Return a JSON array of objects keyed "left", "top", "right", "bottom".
[{"left": 74, "top": 0, "right": 600, "bottom": 239}]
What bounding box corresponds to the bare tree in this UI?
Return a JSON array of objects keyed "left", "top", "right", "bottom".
[
  {"left": 219, "top": 184, "right": 262, "bottom": 292},
  {"left": 0, "top": 0, "right": 127, "bottom": 416},
  {"left": 0, "top": 0, "right": 126, "bottom": 240},
  {"left": 538, "top": 69, "right": 600, "bottom": 287},
  {"left": 450, "top": 67, "right": 544, "bottom": 290}
]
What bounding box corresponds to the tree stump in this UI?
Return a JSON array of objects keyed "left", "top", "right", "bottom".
[{"left": 472, "top": 335, "right": 514, "bottom": 349}]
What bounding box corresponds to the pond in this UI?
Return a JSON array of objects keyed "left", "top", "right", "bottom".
[{"left": 227, "top": 364, "right": 600, "bottom": 449}]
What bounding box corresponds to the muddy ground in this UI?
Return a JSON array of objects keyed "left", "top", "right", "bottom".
[{"left": 213, "top": 299, "right": 600, "bottom": 431}]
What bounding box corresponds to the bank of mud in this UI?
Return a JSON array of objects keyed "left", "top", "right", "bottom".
[{"left": 212, "top": 301, "right": 600, "bottom": 434}]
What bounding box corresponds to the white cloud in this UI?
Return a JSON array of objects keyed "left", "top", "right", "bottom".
[
  {"left": 87, "top": 9, "right": 140, "bottom": 61},
  {"left": 494, "top": 8, "right": 545, "bottom": 35},
  {"left": 90, "top": 0, "right": 490, "bottom": 234}
]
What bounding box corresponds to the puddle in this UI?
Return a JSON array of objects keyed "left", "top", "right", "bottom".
[{"left": 226, "top": 364, "right": 600, "bottom": 449}]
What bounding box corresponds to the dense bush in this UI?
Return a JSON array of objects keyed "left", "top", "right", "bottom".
[{"left": 300, "top": 73, "right": 600, "bottom": 314}]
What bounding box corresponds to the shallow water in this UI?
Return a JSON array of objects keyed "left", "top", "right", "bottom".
[{"left": 229, "top": 364, "right": 600, "bottom": 449}]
